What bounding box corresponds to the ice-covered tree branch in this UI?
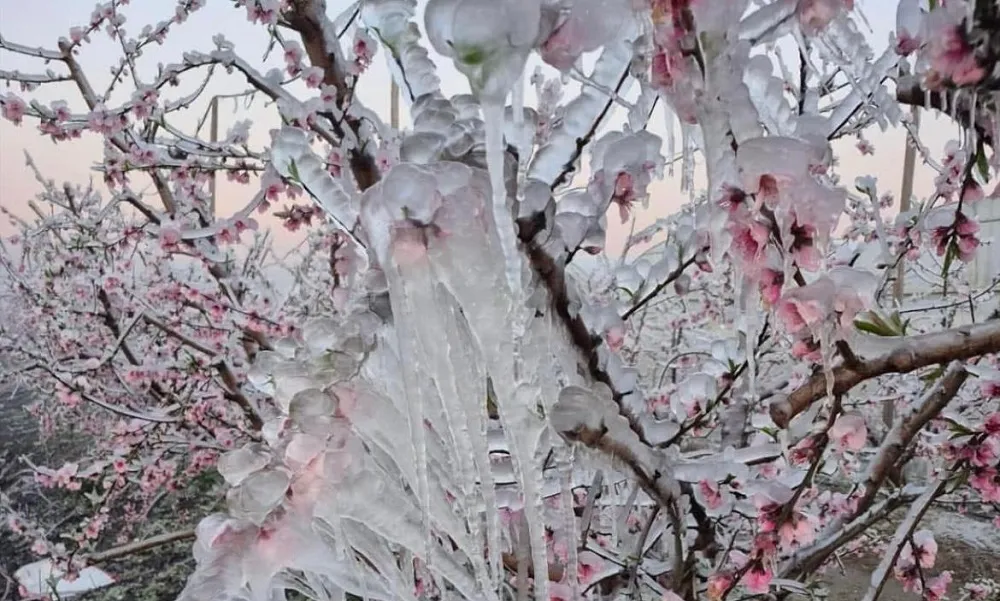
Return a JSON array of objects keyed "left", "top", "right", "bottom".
[{"left": 770, "top": 321, "right": 1000, "bottom": 428}]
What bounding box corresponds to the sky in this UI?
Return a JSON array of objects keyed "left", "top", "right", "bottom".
[{"left": 0, "top": 0, "right": 968, "bottom": 256}]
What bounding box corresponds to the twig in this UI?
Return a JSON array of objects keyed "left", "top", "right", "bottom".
[{"left": 85, "top": 528, "right": 196, "bottom": 563}]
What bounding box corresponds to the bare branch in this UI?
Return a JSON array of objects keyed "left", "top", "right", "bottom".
[{"left": 85, "top": 528, "right": 196, "bottom": 563}]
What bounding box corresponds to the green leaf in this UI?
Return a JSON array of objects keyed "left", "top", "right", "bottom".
[
  {"left": 920, "top": 364, "right": 946, "bottom": 385},
  {"left": 759, "top": 426, "right": 780, "bottom": 441},
  {"left": 287, "top": 158, "right": 301, "bottom": 183},
  {"left": 455, "top": 45, "right": 487, "bottom": 66},
  {"left": 940, "top": 416, "right": 974, "bottom": 436},
  {"left": 888, "top": 311, "right": 908, "bottom": 335},
  {"left": 946, "top": 468, "right": 969, "bottom": 494},
  {"left": 854, "top": 311, "right": 905, "bottom": 337},
  {"left": 976, "top": 144, "right": 990, "bottom": 182}
]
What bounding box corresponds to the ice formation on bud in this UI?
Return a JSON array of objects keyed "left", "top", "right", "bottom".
[
  {"left": 424, "top": 0, "right": 540, "bottom": 100},
  {"left": 537, "top": 0, "right": 633, "bottom": 71}
]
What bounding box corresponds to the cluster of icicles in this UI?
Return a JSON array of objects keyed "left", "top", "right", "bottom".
[{"left": 178, "top": 104, "right": 588, "bottom": 599}]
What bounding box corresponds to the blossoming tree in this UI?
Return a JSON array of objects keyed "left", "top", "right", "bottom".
[{"left": 2, "top": 0, "right": 1000, "bottom": 600}]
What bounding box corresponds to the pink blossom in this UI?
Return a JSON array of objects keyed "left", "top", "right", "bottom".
[
  {"left": 159, "top": 223, "right": 182, "bottom": 248},
  {"left": 962, "top": 180, "right": 985, "bottom": 203},
  {"left": 966, "top": 583, "right": 992, "bottom": 600},
  {"left": 925, "top": 24, "right": 985, "bottom": 88},
  {"left": 983, "top": 412, "right": 1000, "bottom": 435},
  {"left": 797, "top": 0, "right": 853, "bottom": 34},
  {"left": 611, "top": 171, "right": 637, "bottom": 223},
  {"left": 706, "top": 572, "right": 733, "bottom": 601},
  {"left": 302, "top": 66, "right": 324, "bottom": 88},
  {"left": 1, "top": 94, "right": 27, "bottom": 125},
  {"left": 31, "top": 539, "right": 48, "bottom": 556},
  {"left": 7, "top": 515, "right": 23, "bottom": 534},
  {"left": 50, "top": 100, "right": 71, "bottom": 122},
  {"left": 900, "top": 529, "right": 938, "bottom": 570},
  {"left": 577, "top": 550, "right": 603, "bottom": 585},
  {"left": 778, "top": 513, "right": 816, "bottom": 547},
  {"left": 351, "top": 30, "right": 375, "bottom": 74},
  {"left": 548, "top": 582, "right": 572, "bottom": 601},
  {"left": 328, "top": 148, "right": 344, "bottom": 178},
  {"left": 759, "top": 268, "right": 784, "bottom": 306},
  {"left": 788, "top": 219, "right": 822, "bottom": 271},
  {"left": 742, "top": 562, "right": 772, "bottom": 594},
  {"left": 697, "top": 479, "right": 724, "bottom": 510},
  {"left": 923, "top": 571, "right": 952, "bottom": 601},
  {"left": 605, "top": 325, "right": 625, "bottom": 352},
  {"left": 717, "top": 186, "right": 748, "bottom": 214},
  {"left": 776, "top": 292, "right": 827, "bottom": 334},
  {"left": 246, "top": 0, "right": 280, "bottom": 26},
  {"left": 283, "top": 41, "right": 304, "bottom": 76},
  {"left": 896, "top": 31, "right": 921, "bottom": 56},
  {"left": 970, "top": 467, "right": 1000, "bottom": 502},
  {"left": 728, "top": 218, "right": 770, "bottom": 266},
  {"left": 830, "top": 413, "right": 867, "bottom": 452}
]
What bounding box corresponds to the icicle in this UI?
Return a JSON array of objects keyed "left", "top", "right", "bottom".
[
  {"left": 970, "top": 90, "right": 978, "bottom": 151},
  {"left": 483, "top": 101, "right": 522, "bottom": 299},
  {"left": 663, "top": 103, "right": 677, "bottom": 177},
  {"left": 952, "top": 89, "right": 962, "bottom": 149},
  {"left": 818, "top": 323, "right": 836, "bottom": 402},
  {"left": 511, "top": 73, "right": 526, "bottom": 169},
  {"left": 519, "top": 411, "right": 552, "bottom": 601},
  {"left": 744, "top": 278, "right": 759, "bottom": 404},
  {"left": 559, "top": 456, "right": 581, "bottom": 599},
  {"left": 680, "top": 125, "right": 695, "bottom": 195},
  {"left": 614, "top": 483, "right": 640, "bottom": 549},
  {"left": 476, "top": 385, "right": 503, "bottom": 589},
  {"left": 516, "top": 516, "right": 530, "bottom": 601}
]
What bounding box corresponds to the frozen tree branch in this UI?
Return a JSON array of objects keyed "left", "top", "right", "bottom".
[
  {"left": 770, "top": 320, "right": 1000, "bottom": 427},
  {"left": 782, "top": 362, "right": 970, "bottom": 579},
  {"left": 854, "top": 362, "right": 969, "bottom": 511}
]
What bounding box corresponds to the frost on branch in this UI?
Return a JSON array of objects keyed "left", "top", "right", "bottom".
[{"left": 270, "top": 126, "right": 359, "bottom": 233}]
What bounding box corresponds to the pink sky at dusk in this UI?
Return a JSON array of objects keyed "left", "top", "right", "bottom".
[{"left": 0, "top": 1, "right": 966, "bottom": 255}]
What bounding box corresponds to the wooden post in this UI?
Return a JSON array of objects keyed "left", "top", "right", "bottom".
[
  {"left": 390, "top": 80, "right": 399, "bottom": 129},
  {"left": 894, "top": 105, "right": 920, "bottom": 304},
  {"left": 208, "top": 96, "right": 219, "bottom": 219},
  {"left": 885, "top": 105, "right": 920, "bottom": 432}
]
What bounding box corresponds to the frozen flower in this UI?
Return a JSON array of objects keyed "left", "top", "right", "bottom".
[{"left": 830, "top": 413, "right": 867, "bottom": 452}]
